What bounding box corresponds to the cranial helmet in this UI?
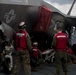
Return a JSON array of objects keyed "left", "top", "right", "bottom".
[
  {"left": 19, "top": 21, "right": 26, "bottom": 26},
  {"left": 33, "top": 42, "right": 38, "bottom": 46},
  {"left": 19, "top": 22, "right": 26, "bottom": 29}
]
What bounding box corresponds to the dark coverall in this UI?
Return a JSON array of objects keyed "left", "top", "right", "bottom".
[{"left": 51, "top": 32, "right": 71, "bottom": 75}]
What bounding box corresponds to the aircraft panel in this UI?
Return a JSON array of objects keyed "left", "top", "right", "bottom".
[
  {"left": 0, "top": 0, "right": 43, "bottom": 6},
  {"left": 0, "top": 3, "right": 39, "bottom": 32}
]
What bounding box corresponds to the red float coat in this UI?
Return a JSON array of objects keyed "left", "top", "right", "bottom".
[
  {"left": 55, "top": 32, "right": 68, "bottom": 51},
  {"left": 15, "top": 30, "right": 28, "bottom": 50},
  {"left": 32, "top": 47, "right": 39, "bottom": 58}
]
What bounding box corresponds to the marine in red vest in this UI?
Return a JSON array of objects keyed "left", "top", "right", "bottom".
[
  {"left": 13, "top": 21, "right": 32, "bottom": 75},
  {"left": 32, "top": 42, "right": 39, "bottom": 58},
  {"left": 31, "top": 42, "right": 42, "bottom": 71},
  {"left": 15, "top": 22, "right": 32, "bottom": 51},
  {"left": 51, "top": 21, "right": 71, "bottom": 75}
]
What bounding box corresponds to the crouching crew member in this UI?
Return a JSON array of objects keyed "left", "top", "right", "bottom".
[{"left": 31, "top": 42, "right": 42, "bottom": 71}]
